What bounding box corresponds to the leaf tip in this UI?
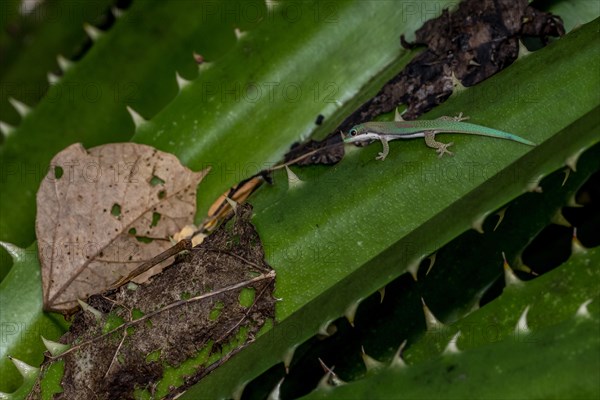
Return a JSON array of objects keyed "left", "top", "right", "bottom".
[
  {"left": 8, "top": 97, "right": 31, "bottom": 118},
  {"left": 421, "top": 297, "right": 445, "bottom": 331},
  {"left": 515, "top": 305, "right": 531, "bottom": 336},
  {"left": 126, "top": 105, "right": 148, "bottom": 129},
  {"left": 360, "top": 346, "right": 384, "bottom": 371},
  {"left": 56, "top": 54, "right": 73, "bottom": 72},
  {"left": 576, "top": 299, "right": 593, "bottom": 319},
  {"left": 77, "top": 299, "right": 103, "bottom": 320},
  {"left": 443, "top": 331, "right": 461, "bottom": 355},
  {"left": 176, "top": 71, "right": 192, "bottom": 91},
  {"left": 8, "top": 356, "right": 39, "bottom": 379},
  {"left": 83, "top": 22, "right": 103, "bottom": 41},
  {"left": 0, "top": 120, "right": 15, "bottom": 137},
  {"left": 41, "top": 336, "right": 70, "bottom": 357},
  {"left": 0, "top": 241, "right": 26, "bottom": 262},
  {"left": 502, "top": 252, "right": 523, "bottom": 287}
]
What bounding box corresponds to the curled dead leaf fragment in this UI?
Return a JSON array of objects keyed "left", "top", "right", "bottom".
[{"left": 36, "top": 142, "right": 209, "bottom": 313}]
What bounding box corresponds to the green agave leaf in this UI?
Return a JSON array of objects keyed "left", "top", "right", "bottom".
[
  {"left": 0, "top": 0, "right": 259, "bottom": 277},
  {"left": 131, "top": 0, "right": 441, "bottom": 219},
  {"left": 0, "top": 242, "right": 67, "bottom": 393},
  {"left": 248, "top": 142, "right": 599, "bottom": 398},
  {"left": 0, "top": 0, "right": 113, "bottom": 126},
  {"left": 184, "top": 19, "right": 600, "bottom": 399},
  {"left": 302, "top": 246, "right": 600, "bottom": 399}
]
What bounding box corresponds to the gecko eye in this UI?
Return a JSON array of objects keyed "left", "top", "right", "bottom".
[{"left": 349, "top": 128, "right": 358, "bottom": 136}]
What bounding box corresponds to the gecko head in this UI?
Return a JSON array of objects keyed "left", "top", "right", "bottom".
[{"left": 344, "top": 124, "right": 370, "bottom": 144}]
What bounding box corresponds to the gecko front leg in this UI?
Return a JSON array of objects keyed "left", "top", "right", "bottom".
[
  {"left": 375, "top": 136, "right": 390, "bottom": 160},
  {"left": 424, "top": 132, "right": 454, "bottom": 158}
]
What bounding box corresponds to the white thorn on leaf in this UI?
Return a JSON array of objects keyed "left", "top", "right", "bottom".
[
  {"left": 390, "top": 340, "right": 407, "bottom": 368},
  {"left": 77, "top": 298, "right": 103, "bottom": 319},
  {"left": 576, "top": 299, "right": 593, "bottom": 318},
  {"left": 193, "top": 51, "right": 205, "bottom": 64},
  {"left": 378, "top": 286, "right": 385, "bottom": 303},
  {"left": 8, "top": 97, "right": 31, "bottom": 118},
  {"left": 111, "top": 6, "right": 124, "bottom": 18},
  {"left": 285, "top": 165, "right": 304, "bottom": 189},
  {"left": 571, "top": 228, "right": 586, "bottom": 254},
  {"left": 394, "top": 107, "right": 405, "bottom": 121},
  {"left": 566, "top": 148, "right": 585, "bottom": 173},
  {"left": 318, "top": 320, "right": 336, "bottom": 337},
  {"left": 41, "top": 336, "right": 70, "bottom": 357},
  {"left": 265, "top": 0, "right": 279, "bottom": 10},
  {"left": 234, "top": 28, "right": 247, "bottom": 40},
  {"left": 225, "top": 196, "right": 238, "bottom": 214},
  {"left": 450, "top": 71, "right": 466, "bottom": 93},
  {"left": 472, "top": 212, "right": 488, "bottom": 234},
  {"left": 361, "top": 346, "right": 384, "bottom": 371},
  {"left": 0, "top": 241, "right": 26, "bottom": 262},
  {"left": 317, "top": 358, "right": 345, "bottom": 388},
  {"left": 267, "top": 377, "right": 284, "bottom": 400},
  {"left": 282, "top": 344, "right": 298, "bottom": 373},
  {"left": 56, "top": 54, "right": 73, "bottom": 72},
  {"left": 517, "top": 40, "right": 531, "bottom": 58},
  {"left": 443, "top": 331, "right": 461, "bottom": 355},
  {"left": 515, "top": 305, "right": 531, "bottom": 336},
  {"left": 493, "top": 207, "right": 507, "bottom": 231},
  {"left": 502, "top": 252, "right": 523, "bottom": 287},
  {"left": 47, "top": 71, "right": 60, "bottom": 85},
  {"left": 175, "top": 71, "right": 191, "bottom": 90},
  {"left": 421, "top": 298, "right": 445, "bottom": 331},
  {"left": 231, "top": 380, "right": 248, "bottom": 400},
  {"left": 8, "top": 356, "right": 39, "bottom": 379},
  {"left": 566, "top": 194, "right": 583, "bottom": 208},
  {"left": 562, "top": 168, "right": 571, "bottom": 187},
  {"left": 344, "top": 298, "right": 362, "bottom": 327},
  {"left": 526, "top": 175, "right": 544, "bottom": 193},
  {"left": 425, "top": 253, "right": 437, "bottom": 276},
  {"left": 126, "top": 106, "right": 147, "bottom": 129},
  {"left": 407, "top": 256, "right": 422, "bottom": 281},
  {"left": 83, "top": 23, "right": 103, "bottom": 41},
  {"left": 0, "top": 120, "right": 15, "bottom": 137},
  {"left": 550, "top": 209, "right": 571, "bottom": 227}
]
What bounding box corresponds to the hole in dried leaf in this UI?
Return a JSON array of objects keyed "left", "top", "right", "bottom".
[
  {"left": 54, "top": 166, "right": 64, "bottom": 179},
  {"left": 209, "top": 301, "right": 225, "bottom": 321},
  {"left": 111, "top": 203, "right": 122, "bottom": 217},
  {"left": 150, "top": 212, "right": 161, "bottom": 228},
  {"left": 239, "top": 287, "right": 255, "bottom": 308},
  {"left": 135, "top": 236, "right": 153, "bottom": 244},
  {"left": 150, "top": 175, "right": 166, "bottom": 186},
  {"left": 128, "top": 228, "right": 137, "bottom": 235},
  {"left": 158, "top": 190, "right": 166, "bottom": 199}
]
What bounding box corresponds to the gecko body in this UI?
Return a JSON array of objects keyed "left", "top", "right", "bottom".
[{"left": 343, "top": 116, "right": 535, "bottom": 160}]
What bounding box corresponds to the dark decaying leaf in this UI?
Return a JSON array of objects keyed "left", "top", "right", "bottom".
[
  {"left": 28, "top": 204, "right": 276, "bottom": 400},
  {"left": 36, "top": 143, "right": 209, "bottom": 313},
  {"left": 285, "top": 0, "right": 564, "bottom": 166}
]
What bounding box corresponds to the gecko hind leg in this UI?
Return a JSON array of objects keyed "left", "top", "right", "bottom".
[
  {"left": 437, "top": 112, "right": 470, "bottom": 122},
  {"left": 424, "top": 132, "right": 454, "bottom": 158},
  {"left": 376, "top": 137, "right": 390, "bottom": 161}
]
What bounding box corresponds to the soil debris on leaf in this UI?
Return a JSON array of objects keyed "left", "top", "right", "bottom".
[
  {"left": 285, "top": 0, "right": 564, "bottom": 166},
  {"left": 28, "top": 204, "right": 276, "bottom": 400},
  {"left": 36, "top": 142, "right": 209, "bottom": 313}
]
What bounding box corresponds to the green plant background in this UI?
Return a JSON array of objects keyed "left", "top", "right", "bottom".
[{"left": 0, "top": 0, "right": 598, "bottom": 398}]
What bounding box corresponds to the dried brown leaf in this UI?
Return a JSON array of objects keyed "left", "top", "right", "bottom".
[
  {"left": 27, "top": 204, "right": 276, "bottom": 400},
  {"left": 36, "top": 143, "right": 208, "bottom": 313}
]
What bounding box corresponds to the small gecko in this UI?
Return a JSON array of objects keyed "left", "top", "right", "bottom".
[{"left": 343, "top": 114, "right": 535, "bottom": 160}]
